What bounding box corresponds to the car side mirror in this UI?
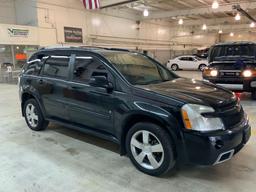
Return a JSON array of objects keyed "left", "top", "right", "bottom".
[{"left": 89, "top": 75, "right": 113, "bottom": 92}]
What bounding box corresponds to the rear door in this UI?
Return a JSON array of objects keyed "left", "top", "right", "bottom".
[
  {"left": 65, "top": 54, "right": 115, "bottom": 134},
  {"left": 37, "top": 55, "right": 71, "bottom": 120},
  {"left": 179, "top": 57, "right": 190, "bottom": 69},
  {"left": 187, "top": 57, "right": 198, "bottom": 69}
]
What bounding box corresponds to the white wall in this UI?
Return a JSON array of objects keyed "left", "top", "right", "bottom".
[
  {"left": 0, "top": 23, "right": 56, "bottom": 46},
  {"left": 0, "top": 0, "right": 16, "bottom": 24},
  {"left": 221, "top": 32, "right": 256, "bottom": 42},
  {"left": 2, "top": 0, "right": 256, "bottom": 54}
]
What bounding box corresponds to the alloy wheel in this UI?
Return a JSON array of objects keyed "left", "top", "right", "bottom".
[
  {"left": 130, "top": 130, "right": 164, "bottom": 170},
  {"left": 25, "top": 103, "right": 39, "bottom": 128}
]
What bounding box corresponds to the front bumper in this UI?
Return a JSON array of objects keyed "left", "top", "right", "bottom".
[
  {"left": 182, "top": 120, "right": 251, "bottom": 165},
  {"left": 203, "top": 76, "right": 256, "bottom": 92}
]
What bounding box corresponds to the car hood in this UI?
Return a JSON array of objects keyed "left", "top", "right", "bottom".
[{"left": 138, "top": 78, "right": 235, "bottom": 107}]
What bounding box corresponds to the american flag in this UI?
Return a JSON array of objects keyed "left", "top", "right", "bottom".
[{"left": 82, "top": 0, "right": 100, "bottom": 9}]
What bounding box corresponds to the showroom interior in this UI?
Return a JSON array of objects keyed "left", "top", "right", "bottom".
[{"left": 0, "top": 0, "right": 256, "bottom": 191}]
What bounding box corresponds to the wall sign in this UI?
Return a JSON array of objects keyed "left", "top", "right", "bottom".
[
  {"left": 8, "top": 28, "right": 29, "bottom": 37},
  {"left": 64, "top": 27, "right": 83, "bottom": 43}
]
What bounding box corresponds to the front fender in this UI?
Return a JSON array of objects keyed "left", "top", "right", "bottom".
[{"left": 119, "top": 101, "right": 185, "bottom": 156}]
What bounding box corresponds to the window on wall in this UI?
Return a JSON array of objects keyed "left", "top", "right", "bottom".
[{"left": 0, "top": 45, "right": 12, "bottom": 71}]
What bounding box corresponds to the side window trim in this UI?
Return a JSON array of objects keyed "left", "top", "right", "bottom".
[
  {"left": 71, "top": 55, "right": 98, "bottom": 85},
  {"left": 41, "top": 55, "right": 72, "bottom": 80},
  {"left": 71, "top": 54, "right": 117, "bottom": 89}
]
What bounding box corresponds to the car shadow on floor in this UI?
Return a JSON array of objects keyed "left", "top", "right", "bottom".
[{"left": 49, "top": 124, "right": 120, "bottom": 154}]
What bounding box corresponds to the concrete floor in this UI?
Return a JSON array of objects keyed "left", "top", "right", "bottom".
[{"left": 0, "top": 71, "right": 255, "bottom": 192}]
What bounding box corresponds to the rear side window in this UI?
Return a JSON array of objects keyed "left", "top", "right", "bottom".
[
  {"left": 43, "top": 57, "right": 70, "bottom": 79},
  {"left": 24, "top": 60, "right": 42, "bottom": 75},
  {"left": 179, "top": 57, "right": 189, "bottom": 61}
]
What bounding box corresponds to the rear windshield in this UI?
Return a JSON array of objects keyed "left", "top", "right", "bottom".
[{"left": 209, "top": 44, "right": 256, "bottom": 62}]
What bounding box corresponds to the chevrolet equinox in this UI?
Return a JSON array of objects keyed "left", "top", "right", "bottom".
[{"left": 19, "top": 47, "right": 251, "bottom": 176}]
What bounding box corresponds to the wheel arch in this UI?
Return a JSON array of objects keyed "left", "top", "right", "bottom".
[
  {"left": 119, "top": 112, "right": 180, "bottom": 157},
  {"left": 21, "top": 92, "right": 45, "bottom": 117}
]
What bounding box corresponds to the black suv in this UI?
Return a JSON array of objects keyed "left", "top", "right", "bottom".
[
  {"left": 203, "top": 42, "right": 256, "bottom": 100},
  {"left": 19, "top": 47, "right": 251, "bottom": 176}
]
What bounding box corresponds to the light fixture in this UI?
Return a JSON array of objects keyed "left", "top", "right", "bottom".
[
  {"left": 210, "top": 69, "right": 218, "bottom": 77},
  {"left": 235, "top": 12, "right": 241, "bottom": 21},
  {"left": 143, "top": 9, "right": 149, "bottom": 17},
  {"left": 218, "top": 29, "right": 223, "bottom": 34},
  {"left": 250, "top": 22, "right": 255, "bottom": 28},
  {"left": 212, "top": 0, "right": 219, "bottom": 9},
  {"left": 178, "top": 18, "right": 183, "bottom": 25},
  {"left": 243, "top": 70, "right": 252, "bottom": 77},
  {"left": 230, "top": 32, "right": 234, "bottom": 36},
  {"left": 202, "top": 24, "right": 207, "bottom": 30}
]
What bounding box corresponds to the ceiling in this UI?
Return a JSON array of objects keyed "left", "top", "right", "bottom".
[{"left": 101, "top": 0, "right": 256, "bottom": 33}]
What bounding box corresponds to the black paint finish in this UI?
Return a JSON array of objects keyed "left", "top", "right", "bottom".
[{"left": 19, "top": 48, "right": 251, "bottom": 165}]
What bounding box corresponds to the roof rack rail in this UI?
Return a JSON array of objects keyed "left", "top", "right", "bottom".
[
  {"left": 40, "top": 45, "right": 79, "bottom": 50},
  {"left": 39, "top": 45, "right": 131, "bottom": 52},
  {"left": 104, "top": 48, "right": 130, "bottom": 52}
]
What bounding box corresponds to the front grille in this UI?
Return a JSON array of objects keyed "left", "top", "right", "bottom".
[{"left": 216, "top": 101, "right": 245, "bottom": 129}]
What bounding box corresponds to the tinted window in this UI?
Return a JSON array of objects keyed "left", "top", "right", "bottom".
[
  {"left": 43, "top": 57, "right": 70, "bottom": 79},
  {"left": 210, "top": 44, "right": 256, "bottom": 62},
  {"left": 103, "top": 52, "right": 177, "bottom": 85},
  {"left": 25, "top": 60, "right": 42, "bottom": 75},
  {"left": 73, "top": 57, "right": 108, "bottom": 83},
  {"left": 179, "top": 57, "right": 188, "bottom": 61}
]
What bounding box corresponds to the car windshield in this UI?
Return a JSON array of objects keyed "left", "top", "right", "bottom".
[
  {"left": 103, "top": 52, "right": 178, "bottom": 85},
  {"left": 210, "top": 44, "right": 256, "bottom": 62}
]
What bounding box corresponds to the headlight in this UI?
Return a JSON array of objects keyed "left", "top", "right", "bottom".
[
  {"left": 210, "top": 69, "right": 218, "bottom": 77},
  {"left": 243, "top": 70, "right": 252, "bottom": 77},
  {"left": 203, "top": 68, "right": 218, "bottom": 77},
  {"left": 181, "top": 104, "right": 224, "bottom": 132}
]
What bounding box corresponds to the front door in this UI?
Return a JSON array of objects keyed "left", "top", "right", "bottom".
[{"left": 65, "top": 55, "right": 115, "bottom": 134}]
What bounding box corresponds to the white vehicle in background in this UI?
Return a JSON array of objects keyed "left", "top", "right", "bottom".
[{"left": 167, "top": 55, "right": 208, "bottom": 71}]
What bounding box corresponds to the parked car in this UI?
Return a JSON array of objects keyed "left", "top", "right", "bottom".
[
  {"left": 203, "top": 42, "right": 256, "bottom": 100},
  {"left": 19, "top": 47, "right": 251, "bottom": 176},
  {"left": 167, "top": 55, "right": 208, "bottom": 71}
]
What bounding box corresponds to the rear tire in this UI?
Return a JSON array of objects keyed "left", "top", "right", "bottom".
[
  {"left": 171, "top": 64, "right": 179, "bottom": 71},
  {"left": 199, "top": 64, "right": 207, "bottom": 71},
  {"left": 126, "top": 122, "right": 176, "bottom": 176},
  {"left": 23, "top": 99, "right": 49, "bottom": 131},
  {"left": 252, "top": 91, "right": 256, "bottom": 100}
]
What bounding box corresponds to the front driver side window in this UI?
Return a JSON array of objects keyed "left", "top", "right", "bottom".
[{"left": 73, "top": 57, "right": 110, "bottom": 84}]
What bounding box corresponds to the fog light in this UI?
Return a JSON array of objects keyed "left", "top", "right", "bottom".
[
  {"left": 243, "top": 70, "right": 252, "bottom": 77},
  {"left": 210, "top": 70, "right": 218, "bottom": 77}
]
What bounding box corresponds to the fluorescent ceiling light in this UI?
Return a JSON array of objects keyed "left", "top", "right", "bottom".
[
  {"left": 218, "top": 29, "right": 223, "bottom": 34},
  {"left": 235, "top": 13, "right": 241, "bottom": 21},
  {"left": 143, "top": 9, "right": 149, "bottom": 17},
  {"left": 212, "top": 0, "right": 219, "bottom": 9},
  {"left": 250, "top": 22, "right": 255, "bottom": 28},
  {"left": 202, "top": 24, "right": 207, "bottom": 30},
  {"left": 178, "top": 18, "right": 183, "bottom": 25}
]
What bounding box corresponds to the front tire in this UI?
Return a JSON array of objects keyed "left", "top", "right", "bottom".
[
  {"left": 252, "top": 91, "right": 256, "bottom": 100},
  {"left": 126, "top": 122, "right": 176, "bottom": 176},
  {"left": 171, "top": 64, "right": 179, "bottom": 71},
  {"left": 23, "top": 99, "right": 49, "bottom": 131},
  {"left": 199, "top": 64, "right": 207, "bottom": 71}
]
